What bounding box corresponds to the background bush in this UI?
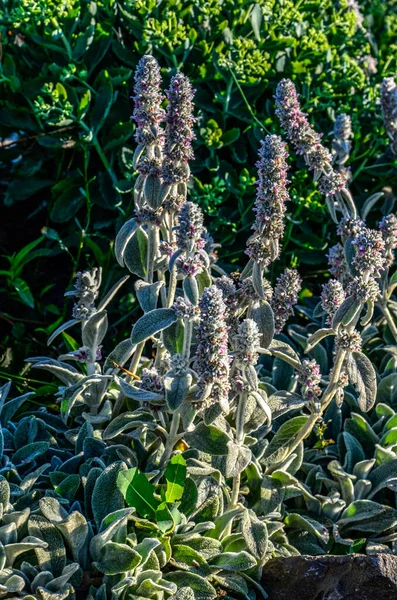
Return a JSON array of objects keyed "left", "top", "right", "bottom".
[{"left": 0, "top": 0, "right": 396, "bottom": 384}]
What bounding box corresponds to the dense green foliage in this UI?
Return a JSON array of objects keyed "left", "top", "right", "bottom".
[{"left": 1, "top": 0, "right": 397, "bottom": 377}]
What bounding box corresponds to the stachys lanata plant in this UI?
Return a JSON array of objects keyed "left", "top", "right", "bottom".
[{"left": 7, "top": 56, "right": 397, "bottom": 598}]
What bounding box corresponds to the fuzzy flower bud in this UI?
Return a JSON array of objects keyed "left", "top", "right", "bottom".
[
  {"left": 215, "top": 276, "right": 238, "bottom": 328},
  {"left": 232, "top": 319, "right": 261, "bottom": 365},
  {"left": 337, "top": 217, "right": 364, "bottom": 240},
  {"left": 132, "top": 55, "right": 165, "bottom": 148},
  {"left": 320, "top": 279, "right": 346, "bottom": 324},
  {"left": 335, "top": 329, "right": 362, "bottom": 352},
  {"left": 246, "top": 135, "right": 290, "bottom": 266},
  {"left": 332, "top": 114, "right": 353, "bottom": 165},
  {"left": 140, "top": 367, "right": 164, "bottom": 395},
  {"left": 271, "top": 268, "right": 302, "bottom": 333},
  {"left": 381, "top": 77, "right": 397, "bottom": 155},
  {"left": 175, "top": 202, "right": 205, "bottom": 252},
  {"left": 69, "top": 268, "right": 101, "bottom": 321},
  {"left": 379, "top": 214, "right": 397, "bottom": 265},
  {"left": 347, "top": 275, "right": 380, "bottom": 303},
  {"left": 172, "top": 296, "right": 199, "bottom": 320},
  {"left": 352, "top": 227, "right": 387, "bottom": 277},
  {"left": 193, "top": 286, "right": 230, "bottom": 410},
  {"left": 327, "top": 243, "right": 350, "bottom": 284},
  {"left": 162, "top": 72, "right": 196, "bottom": 184},
  {"left": 298, "top": 359, "right": 322, "bottom": 401},
  {"left": 275, "top": 79, "right": 346, "bottom": 197},
  {"left": 238, "top": 276, "right": 273, "bottom": 305}
]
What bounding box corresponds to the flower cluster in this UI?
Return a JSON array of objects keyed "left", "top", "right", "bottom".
[
  {"left": 298, "top": 359, "right": 322, "bottom": 403},
  {"left": 352, "top": 227, "right": 387, "bottom": 277},
  {"left": 232, "top": 319, "right": 261, "bottom": 365},
  {"left": 175, "top": 202, "right": 205, "bottom": 252},
  {"left": 327, "top": 243, "right": 350, "bottom": 284},
  {"left": 381, "top": 77, "right": 397, "bottom": 155},
  {"left": 162, "top": 72, "right": 196, "bottom": 185},
  {"left": 337, "top": 217, "right": 364, "bottom": 240},
  {"left": 131, "top": 55, "right": 165, "bottom": 149},
  {"left": 275, "top": 79, "right": 346, "bottom": 198},
  {"left": 347, "top": 275, "right": 380, "bottom": 303},
  {"left": 271, "top": 268, "right": 302, "bottom": 333},
  {"left": 215, "top": 276, "right": 238, "bottom": 328},
  {"left": 320, "top": 279, "right": 346, "bottom": 324},
  {"left": 172, "top": 296, "right": 199, "bottom": 320},
  {"left": 238, "top": 276, "right": 273, "bottom": 305},
  {"left": 335, "top": 329, "right": 362, "bottom": 352},
  {"left": 140, "top": 367, "right": 165, "bottom": 395},
  {"left": 66, "top": 345, "right": 102, "bottom": 363},
  {"left": 332, "top": 113, "right": 353, "bottom": 166},
  {"left": 67, "top": 268, "right": 101, "bottom": 321},
  {"left": 193, "top": 286, "right": 230, "bottom": 411},
  {"left": 379, "top": 213, "right": 397, "bottom": 265},
  {"left": 245, "top": 135, "right": 290, "bottom": 266}
]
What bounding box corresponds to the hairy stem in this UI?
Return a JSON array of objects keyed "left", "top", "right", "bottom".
[{"left": 380, "top": 303, "right": 397, "bottom": 343}]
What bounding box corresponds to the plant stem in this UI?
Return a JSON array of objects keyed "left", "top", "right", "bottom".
[
  {"left": 113, "top": 341, "right": 145, "bottom": 417},
  {"left": 158, "top": 411, "right": 181, "bottom": 469},
  {"left": 380, "top": 304, "right": 397, "bottom": 343}
]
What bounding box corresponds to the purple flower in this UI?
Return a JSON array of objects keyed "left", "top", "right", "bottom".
[
  {"left": 335, "top": 329, "right": 362, "bottom": 352},
  {"left": 379, "top": 213, "right": 397, "bottom": 265},
  {"left": 347, "top": 275, "right": 380, "bottom": 303},
  {"left": 381, "top": 77, "right": 397, "bottom": 155},
  {"left": 352, "top": 227, "right": 387, "bottom": 277},
  {"left": 320, "top": 279, "right": 346, "bottom": 324},
  {"left": 132, "top": 55, "right": 165, "bottom": 148},
  {"left": 271, "top": 268, "right": 302, "bottom": 333},
  {"left": 298, "top": 359, "right": 322, "bottom": 402},
  {"left": 327, "top": 243, "right": 350, "bottom": 284},
  {"left": 193, "top": 286, "right": 230, "bottom": 411},
  {"left": 232, "top": 319, "right": 261, "bottom": 365},
  {"left": 175, "top": 202, "right": 205, "bottom": 252},
  {"left": 162, "top": 72, "right": 197, "bottom": 185},
  {"left": 246, "top": 135, "right": 290, "bottom": 266},
  {"left": 332, "top": 114, "right": 353, "bottom": 165},
  {"left": 275, "top": 79, "right": 347, "bottom": 198}
]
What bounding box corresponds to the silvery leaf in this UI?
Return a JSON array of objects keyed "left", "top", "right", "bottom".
[
  {"left": 114, "top": 218, "right": 138, "bottom": 267},
  {"left": 104, "top": 339, "right": 136, "bottom": 373},
  {"left": 347, "top": 351, "right": 377, "bottom": 412},
  {"left": 117, "top": 378, "right": 164, "bottom": 402},
  {"left": 130, "top": 308, "right": 177, "bottom": 345},
  {"left": 82, "top": 310, "right": 108, "bottom": 351},
  {"left": 47, "top": 319, "right": 79, "bottom": 346},
  {"left": 165, "top": 373, "right": 192, "bottom": 411},
  {"left": 135, "top": 280, "right": 164, "bottom": 313},
  {"left": 248, "top": 300, "right": 275, "bottom": 348}
]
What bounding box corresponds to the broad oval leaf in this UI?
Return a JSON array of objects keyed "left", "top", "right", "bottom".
[{"left": 130, "top": 308, "right": 177, "bottom": 345}]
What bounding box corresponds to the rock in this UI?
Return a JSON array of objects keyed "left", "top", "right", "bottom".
[{"left": 261, "top": 554, "right": 397, "bottom": 600}]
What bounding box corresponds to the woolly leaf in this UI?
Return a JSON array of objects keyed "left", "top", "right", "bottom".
[
  {"left": 241, "top": 511, "right": 268, "bottom": 560},
  {"left": 164, "top": 372, "right": 192, "bottom": 411},
  {"left": 347, "top": 351, "right": 377, "bottom": 412},
  {"left": 130, "top": 308, "right": 177, "bottom": 345},
  {"left": 185, "top": 423, "right": 230, "bottom": 455},
  {"left": 92, "top": 462, "right": 127, "bottom": 527}
]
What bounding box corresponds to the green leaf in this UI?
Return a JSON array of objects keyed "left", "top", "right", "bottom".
[
  {"left": 225, "top": 442, "right": 251, "bottom": 478},
  {"left": 155, "top": 501, "right": 175, "bottom": 533},
  {"left": 250, "top": 4, "right": 262, "bottom": 41},
  {"left": 164, "top": 372, "right": 192, "bottom": 411},
  {"left": 185, "top": 423, "right": 230, "bottom": 455},
  {"left": 262, "top": 416, "right": 309, "bottom": 466},
  {"left": 164, "top": 572, "right": 217, "bottom": 600},
  {"left": 92, "top": 462, "right": 127, "bottom": 527},
  {"left": 332, "top": 296, "right": 362, "bottom": 329},
  {"left": 377, "top": 374, "right": 397, "bottom": 405},
  {"left": 221, "top": 128, "right": 240, "bottom": 147},
  {"left": 241, "top": 511, "right": 268, "bottom": 560},
  {"left": 117, "top": 468, "right": 159, "bottom": 518},
  {"left": 209, "top": 551, "right": 256, "bottom": 572},
  {"left": 285, "top": 513, "right": 329, "bottom": 543},
  {"left": 123, "top": 226, "right": 148, "bottom": 278},
  {"left": 130, "top": 308, "right": 177, "bottom": 345},
  {"left": 347, "top": 351, "right": 377, "bottom": 412},
  {"left": 91, "top": 79, "right": 113, "bottom": 134},
  {"left": 13, "top": 278, "right": 34, "bottom": 308},
  {"left": 50, "top": 178, "right": 84, "bottom": 223},
  {"left": 94, "top": 541, "right": 140, "bottom": 575},
  {"left": 165, "top": 455, "right": 187, "bottom": 503}
]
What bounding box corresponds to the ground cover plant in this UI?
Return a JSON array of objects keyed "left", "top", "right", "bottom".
[
  {"left": 1, "top": 0, "right": 397, "bottom": 378},
  {"left": 0, "top": 53, "right": 396, "bottom": 599}
]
